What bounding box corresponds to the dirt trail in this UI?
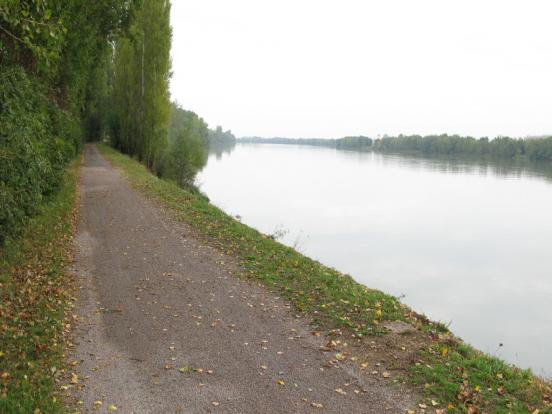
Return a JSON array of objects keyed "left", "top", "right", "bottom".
[{"left": 69, "top": 145, "right": 415, "bottom": 413}]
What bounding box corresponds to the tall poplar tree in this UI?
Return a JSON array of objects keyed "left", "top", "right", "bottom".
[{"left": 111, "top": 0, "right": 172, "bottom": 173}]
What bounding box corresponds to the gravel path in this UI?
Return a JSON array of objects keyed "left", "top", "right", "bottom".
[{"left": 70, "top": 145, "right": 414, "bottom": 413}]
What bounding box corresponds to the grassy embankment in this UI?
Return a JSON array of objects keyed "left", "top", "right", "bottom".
[
  {"left": 0, "top": 161, "right": 79, "bottom": 413},
  {"left": 98, "top": 143, "right": 551, "bottom": 414}
]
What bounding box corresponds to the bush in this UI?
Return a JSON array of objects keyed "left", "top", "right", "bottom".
[{"left": 0, "top": 65, "right": 81, "bottom": 244}]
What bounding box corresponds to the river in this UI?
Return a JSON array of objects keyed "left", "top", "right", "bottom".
[{"left": 196, "top": 143, "right": 552, "bottom": 378}]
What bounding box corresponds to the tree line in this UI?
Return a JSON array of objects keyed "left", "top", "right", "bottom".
[
  {"left": 1, "top": 0, "right": 234, "bottom": 242},
  {"left": 240, "top": 136, "right": 372, "bottom": 150},
  {"left": 108, "top": 1, "right": 235, "bottom": 187},
  {"left": 240, "top": 134, "right": 552, "bottom": 162},
  {"left": 0, "top": 0, "right": 136, "bottom": 243},
  {"left": 372, "top": 134, "right": 552, "bottom": 162}
]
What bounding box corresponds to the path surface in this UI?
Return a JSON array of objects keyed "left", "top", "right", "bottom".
[{"left": 70, "top": 145, "right": 414, "bottom": 413}]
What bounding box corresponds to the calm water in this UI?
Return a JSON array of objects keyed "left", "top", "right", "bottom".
[{"left": 197, "top": 143, "right": 552, "bottom": 378}]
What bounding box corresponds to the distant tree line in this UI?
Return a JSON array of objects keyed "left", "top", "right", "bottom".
[
  {"left": 371, "top": 134, "right": 552, "bottom": 162},
  {"left": 240, "top": 136, "right": 372, "bottom": 150},
  {"left": 209, "top": 126, "right": 236, "bottom": 146},
  {"left": 240, "top": 134, "right": 552, "bottom": 162}
]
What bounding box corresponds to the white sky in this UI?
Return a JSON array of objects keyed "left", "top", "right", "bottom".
[{"left": 170, "top": 0, "right": 552, "bottom": 139}]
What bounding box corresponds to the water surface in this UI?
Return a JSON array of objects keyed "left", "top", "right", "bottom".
[{"left": 197, "top": 143, "right": 552, "bottom": 378}]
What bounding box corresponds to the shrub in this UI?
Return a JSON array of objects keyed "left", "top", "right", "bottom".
[{"left": 0, "top": 65, "right": 81, "bottom": 244}]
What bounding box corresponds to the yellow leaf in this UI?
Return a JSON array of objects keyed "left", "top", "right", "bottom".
[
  {"left": 277, "top": 379, "right": 285, "bottom": 385},
  {"left": 107, "top": 404, "right": 118, "bottom": 412}
]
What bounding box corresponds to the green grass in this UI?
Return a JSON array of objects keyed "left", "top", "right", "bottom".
[
  {"left": 98, "top": 144, "right": 552, "bottom": 414},
  {"left": 0, "top": 160, "right": 79, "bottom": 414},
  {"left": 410, "top": 343, "right": 551, "bottom": 413}
]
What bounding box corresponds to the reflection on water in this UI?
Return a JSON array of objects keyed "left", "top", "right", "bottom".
[
  {"left": 197, "top": 143, "right": 552, "bottom": 378},
  {"left": 209, "top": 141, "right": 236, "bottom": 160}
]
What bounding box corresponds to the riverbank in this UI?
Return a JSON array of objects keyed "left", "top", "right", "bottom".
[
  {"left": 98, "top": 143, "right": 551, "bottom": 413},
  {"left": 68, "top": 145, "right": 413, "bottom": 412},
  {"left": 0, "top": 160, "right": 79, "bottom": 413}
]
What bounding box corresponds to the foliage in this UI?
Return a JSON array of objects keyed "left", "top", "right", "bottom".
[
  {"left": 208, "top": 125, "right": 236, "bottom": 146},
  {"left": 240, "top": 135, "right": 372, "bottom": 150},
  {"left": 241, "top": 134, "right": 552, "bottom": 163},
  {"left": 0, "top": 65, "right": 77, "bottom": 243},
  {"left": 99, "top": 143, "right": 552, "bottom": 414},
  {"left": 207, "top": 125, "right": 236, "bottom": 159},
  {"left": 0, "top": 1, "right": 137, "bottom": 243},
  {"left": 0, "top": 160, "right": 78, "bottom": 413},
  {"left": 162, "top": 103, "right": 209, "bottom": 187},
  {"left": 110, "top": 0, "right": 172, "bottom": 173},
  {"left": 0, "top": 0, "right": 67, "bottom": 75},
  {"left": 372, "top": 134, "right": 552, "bottom": 162}
]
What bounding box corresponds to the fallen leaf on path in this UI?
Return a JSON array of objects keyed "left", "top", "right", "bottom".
[
  {"left": 107, "top": 404, "right": 118, "bottom": 411},
  {"left": 335, "top": 388, "right": 346, "bottom": 395},
  {"left": 311, "top": 402, "right": 324, "bottom": 408}
]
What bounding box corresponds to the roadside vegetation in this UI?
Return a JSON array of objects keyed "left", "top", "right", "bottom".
[
  {"left": 1, "top": 2, "right": 136, "bottom": 411},
  {"left": 99, "top": 143, "right": 552, "bottom": 414},
  {"left": 0, "top": 0, "right": 133, "bottom": 243},
  {"left": 0, "top": 161, "right": 78, "bottom": 413}
]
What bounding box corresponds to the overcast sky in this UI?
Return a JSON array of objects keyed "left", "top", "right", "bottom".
[{"left": 170, "top": 0, "right": 552, "bottom": 139}]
